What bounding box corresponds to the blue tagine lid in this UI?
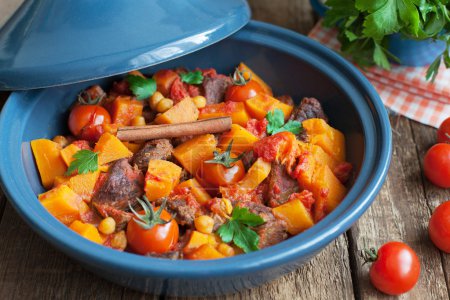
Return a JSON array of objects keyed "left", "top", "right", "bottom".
[{"left": 0, "top": 0, "right": 251, "bottom": 90}]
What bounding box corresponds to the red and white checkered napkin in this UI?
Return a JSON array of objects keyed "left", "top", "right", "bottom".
[{"left": 308, "top": 21, "right": 450, "bottom": 128}]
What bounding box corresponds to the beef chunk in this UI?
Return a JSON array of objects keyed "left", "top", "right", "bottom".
[
  {"left": 158, "top": 194, "right": 199, "bottom": 227},
  {"left": 238, "top": 201, "right": 288, "bottom": 248},
  {"left": 289, "top": 97, "right": 328, "bottom": 123},
  {"left": 92, "top": 159, "right": 144, "bottom": 223},
  {"left": 241, "top": 150, "right": 256, "bottom": 170},
  {"left": 80, "top": 85, "right": 107, "bottom": 103},
  {"left": 267, "top": 163, "right": 299, "bottom": 208},
  {"left": 277, "top": 95, "right": 295, "bottom": 107},
  {"left": 202, "top": 75, "right": 232, "bottom": 104},
  {"left": 257, "top": 219, "right": 288, "bottom": 248},
  {"left": 132, "top": 139, "right": 173, "bottom": 171}
]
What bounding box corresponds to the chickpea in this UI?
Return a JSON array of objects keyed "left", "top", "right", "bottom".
[
  {"left": 192, "top": 96, "right": 207, "bottom": 108},
  {"left": 217, "top": 243, "right": 235, "bottom": 257},
  {"left": 194, "top": 215, "right": 214, "bottom": 234},
  {"left": 149, "top": 91, "right": 164, "bottom": 110},
  {"left": 111, "top": 230, "right": 127, "bottom": 250},
  {"left": 52, "top": 135, "right": 69, "bottom": 148},
  {"left": 98, "top": 217, "right": 116, "bottom": 235},
  {"left": 131, "top": 116, "right": 146, "bottom": 126},
  {"left": 156, "top": 98, "right": 174, "bottom": 113}
]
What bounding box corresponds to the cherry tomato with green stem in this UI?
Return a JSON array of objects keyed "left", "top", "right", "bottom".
[
  {"left": 361, "top": 241, "right": 420, "bottom": 295},
  {"left": 224, "top": 69, "right": 265, "bottom": 102},
  {"left": 126, "top": 197, "right": 179, "bottom": 255}
]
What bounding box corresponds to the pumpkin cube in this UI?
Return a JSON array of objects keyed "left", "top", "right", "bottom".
[
  {"left": 218, "top": 124, "right": 259, "bottom": 154},
  {"left": 145, "top": 160, "right": 182, "bottom": 201},
  {"left": 107, "top": 95, "right": 143, "bottom": 126},
  {"left": 238, "top": 62, "right": 273, "bottom": 96},
  {"left": 94, "top": 132, "right": 133, "bottom": 165},
  {"left": 123, "top": 142, "right": 143, "bottom": 154},
  {"left": 69, "top": 220, "right": 103, "bottom": 244},
  {"left": 173, "top": 134, "right": 217, "bottom": 175},
  {"left": 245, "top": 94, "right": 293, "bottom": 121},
  {"left": 311, "top": 164, "right": 347, "bottom": 219},
  {"left": 60, "top": 143, "right": 81, "bottom": 167},
  {"left": 198, "top": 101, "right": 250, "bottom": 126},
  {"left": 302, "top": 118, "right": 346, "bottom": 162},
  {"left": 154, "top": 97, "right": 199, "bottom": 124},
  {"left": 185, "top": 244, "right": 225, "bottom": 260},
  {"left": 175, "top": 179, "right": 211, "bottom": 205},
  {"left": 297, "top": 141, "right": 339, "bottom": 171},
  {"left": 67, "top": 171, "right": 100, "bottom": 202},
  {"left": 183, "top": 230, "right": 212, "bottom": 254},
  {"left": 38, "top": 185, "right": 83, "bottom": 225},
  {"left": 31, "top": 139, "right": 67, "bottom": 189},
  {"left": 273, "top": 196, "right": 314, "bottom": 235},
  {"left": 236, "top": 157, "right": 271, "bottom": 190}
]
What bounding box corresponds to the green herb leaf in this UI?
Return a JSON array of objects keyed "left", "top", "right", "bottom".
[
  {"left": 266, "top": 108, "right": 302, "bottom": 135},
  {"left": 180, "top": 70, "right": 204, "bottom": 85},
  {"left": 204, "top": 140, "right": 245, "bottom": 168},
  {"left": 217, "top": 207, "right": 265, "bottom": 253},
  {"left": 373, "top": 42, "right": 391, "bottom": 70},
  {"left": 65, "top": 149, "right": 98, "bottom": 176},
  {"left": 126, "top": 75, "right": 156, "bottom": 100},
  {"left": 426, "top": 54, "right": 442, "bottom": 83}
]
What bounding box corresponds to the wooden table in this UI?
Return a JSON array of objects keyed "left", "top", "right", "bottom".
[{"left": 0, "top": 1, "right": 449, "bottom": 299}]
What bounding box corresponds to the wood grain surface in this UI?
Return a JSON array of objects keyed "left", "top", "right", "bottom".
[{"left": 0, "top": 0, "right": 449, "bottom": 299}]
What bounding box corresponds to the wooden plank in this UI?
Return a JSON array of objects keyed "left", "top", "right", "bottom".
[
  {"left": 247, "top": 0, "right": 314, "bottom": 34},
  {"left": 410, "top": 120, "right": 450, "bottom": 297},
  {"left": 0, "top": 203, "right": 124, "bottom": 299},
  {"left": 348, "top": 115, "right": 449, "bottom": 299},
  {"left": 124, "top": 235, "right": 354, "bottom": 299}
]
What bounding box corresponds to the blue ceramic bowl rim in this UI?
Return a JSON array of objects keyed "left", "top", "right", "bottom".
[{"left": 0, "top": 21, "right": 391, "bottom": 279}]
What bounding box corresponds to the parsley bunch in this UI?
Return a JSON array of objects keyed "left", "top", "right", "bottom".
[{"left": 324, "top": 0, "right": 450, "bottom": 81}]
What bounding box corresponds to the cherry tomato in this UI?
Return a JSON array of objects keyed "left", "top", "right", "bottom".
[
  {"left": 423, "top": 143, "right": 450, "bottom": 188},
  {"left": 196, "top": 156, "right": 245, "bottom": 188},
  {"left": 225, "top": 80, "right": 265, "bottom": 102},
  {"left": 364, "top": 242, "right": 420, "bottom": 295},
  {"left": 429, "top": 201, "right": 450, "bottom": 253},
  {"left": 437, "top": 117, "right": 450, "bottom": 143},
  {"left": 68, "top": 105, "right": 111, "bottom": 141},
  {"left": 126, "top": 207, "right": 179, "bottom": 255}
]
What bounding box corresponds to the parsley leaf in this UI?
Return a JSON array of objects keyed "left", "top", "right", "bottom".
[
  {"left": 266, "top": 109, "right": 302, "bottom": 135},
  {"left": 217, "top": 207, "right": 265, "bottom": 253},
  {"left": 126, "top": 75, "right": 156, "bottom": 100},
  {"left": 180, "top": 70, "right": 204, "bottom": 85},
  {"left": 65, "top": 150, "right": 98, "bottom": 176}
]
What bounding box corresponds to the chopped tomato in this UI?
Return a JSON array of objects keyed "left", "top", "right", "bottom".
[
  {"left": 253, "top": 131, "right": 297, "bottom": 163},
  {"left": 170, "top": 77, "right": 190, "bottom": 102},
  {"left": 246, "top": 118, "right": 268, "bottom": 139}
]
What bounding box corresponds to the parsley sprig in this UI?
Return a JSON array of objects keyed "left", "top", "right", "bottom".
[
  {"left": 204, "top": 140, "right": 245, "bottom": 168},
  {"left": 324, "top": 0, "right": 450, "bottom": 82},
  {"left": 180, "top": 70, "right": 204, "bottom": 85},
  {"left": 126, "top": 75, "right": 156, "bottom": 100},
  {"left": 266, "top": 109, "right": 302, "bottom": 135},
  {"left": 217, "top": 206, "right": 265, "bottom": 253},
  {"left": 65, "top": 149, "right": 98, "bottom": 176}
]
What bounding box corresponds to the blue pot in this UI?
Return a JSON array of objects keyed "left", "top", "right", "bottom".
[
  {"left": 0, "top": 21, "right": 391, "bottom": 296},
  {"left": 388, "top": 34, "right": 446, "bottom": 66}
]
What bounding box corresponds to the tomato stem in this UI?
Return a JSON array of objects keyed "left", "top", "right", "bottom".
[
  {"left": 128, "top": 196, "right": 172, "bottom": 230},
  {"left": 231, "top": 68, "right": 252, "bottom": 86},
  {"left": 77, "top": 90, "right": 104, "bottom": 105},
  {"left": 360, "top": 247, "right": 378, "bottom": 265},
  {"left": 204, "top": 139, "right": 245, "bottom": 168}
]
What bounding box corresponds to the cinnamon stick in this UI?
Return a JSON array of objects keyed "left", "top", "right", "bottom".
[{"left": 116, "top": 117, "right": 232, "bottom": 141}]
